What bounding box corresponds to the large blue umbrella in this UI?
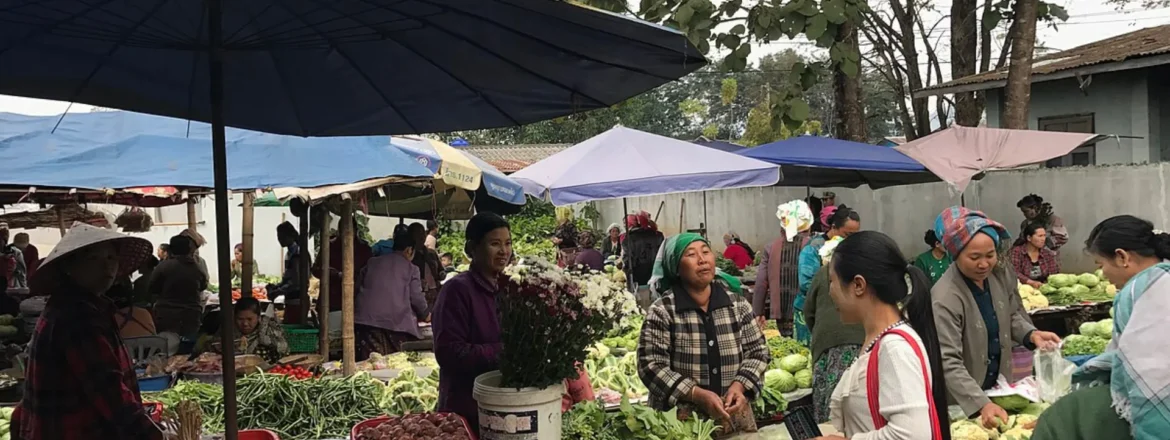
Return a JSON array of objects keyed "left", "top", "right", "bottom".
[
  {"left": 0, "top": 1, "right": 705, "bottom": 435},
  {"left": 738, "top": 136, "right": 937, "bottom": 188}
]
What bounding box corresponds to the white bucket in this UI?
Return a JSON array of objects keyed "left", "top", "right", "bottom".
[{"left": 473, "top": 370, "right": 565, "bottom": 440}]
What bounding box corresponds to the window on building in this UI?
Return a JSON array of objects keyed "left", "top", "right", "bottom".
[{"left": 1039, "top": 114, "right": 1096, "bottom": 167}]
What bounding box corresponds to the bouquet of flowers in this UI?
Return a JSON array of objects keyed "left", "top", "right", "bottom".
[{"left": 496, "top": 257, "right": 638, "bottom": 390}]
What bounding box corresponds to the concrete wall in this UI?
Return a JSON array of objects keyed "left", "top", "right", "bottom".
[
  {"left": 591, "top": 163, "right": 1170, "bottom": 274},
  {"left": 985, "top": 68, "right": 1169, "bottom": 165},
  {"left": 6, "top": 194, "right": 418, "bottom": 283}
]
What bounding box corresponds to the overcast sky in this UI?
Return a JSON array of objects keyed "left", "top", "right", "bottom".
[{"left": 1, "top": 0, "right": 1167, "bottom": 117}]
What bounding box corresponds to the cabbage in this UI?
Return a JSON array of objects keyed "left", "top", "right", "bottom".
[
  {"left": 1070, "top": 284, "right": 1090, "bottom": 296},
  {"left": 778, "top": 354, "right": 809, "bottom": 373},
  {"left": 1038, "top": 284, "right": 1057, "bottom": 295},
  {"left": 991, "top": 395, "right": 1032, "bottom": 413},
  {"left": 1061, "top": 334, "right": 1109, "bottom": 356},
  {"left": 1047, "top": 274, "right": 1076, "bottom": 288},
  {"left": 1019, "top": 403, "right": 1049, "bottom": 416},
  {"left": 764, "top": 369, "right": 797, "bottom": 393},
  {"left": 1076, "top": 273, "right": 1100, "bottom": 288},
  {"left": 794, "top": 369, "right": 812, "bottom": 389},
  {"left": 1095, "top": 268, "right": 1106, "bottom": 282}
]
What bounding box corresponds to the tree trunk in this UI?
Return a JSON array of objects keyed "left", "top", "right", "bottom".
[
  {"left": 834, "top": 22, "right": 868, "bottom": 142},
  {"left": 887, "top": 0, "right": 929, "bottom": 135},
  {"left": 1002, "top": 0, "right": 1038, "bottom": 129},
  {"left": 951, "top": 0, "right": 982, "bottom": 126}
]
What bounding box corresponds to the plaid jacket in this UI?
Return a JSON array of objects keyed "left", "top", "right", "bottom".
[
  {"left": 1009, "top": 245, "right": 1060, "bottom": 284},
  {"left": 14, "top": 290, "right": 163, "bottom": 440},
  {"left": 637, "top": 283, "right": 770, "bottom": 412}
]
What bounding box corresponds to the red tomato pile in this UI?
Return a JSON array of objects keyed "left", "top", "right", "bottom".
[{"left": 268, "top": 364, "right": 314, "bottom": 380}]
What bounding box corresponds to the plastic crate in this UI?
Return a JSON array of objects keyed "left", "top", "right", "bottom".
[
  {"left": 137, "top": 374, "right": 172, "bottom": 392},
  {"left": 351, "top": 414, "right": 474, "bottom": 440},
  {"left": 281, "top": 324, "right": 319, "bottom": 354}
]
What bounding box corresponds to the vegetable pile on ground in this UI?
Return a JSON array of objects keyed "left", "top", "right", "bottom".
[
  {"left": 148, "top": 374, "right": 388, "bottom": 440},
  {"left": 1062, "top": 318, "right": 1113, "bottom": 357},
  {"left": 952, "top": 398, "right": 1047, "bottom": 440},
  {"left": 267, "top": 364, "right": 314, "bottom": 380},
  {"left": 587, "top": 314, "right": 649, "bottom": 404},
  {"left": 1016, "top": 284, "right": 1049, "bottom": 311},
  {"left": 1040, "top": 271, "right": 1116, "bottom": 306},
  {"left": 379, "top": 369, "right": 440, "bottom": 415},
  {"left": 562, "top": 398, "right": 720, "bottom": 440},
  {"left": 355, "top": 413, "right": 470, "bottom": 440}
]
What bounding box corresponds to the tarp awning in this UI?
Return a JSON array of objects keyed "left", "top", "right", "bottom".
[{"left": 737, "top": 136, "right": 936, "bottom": 188}]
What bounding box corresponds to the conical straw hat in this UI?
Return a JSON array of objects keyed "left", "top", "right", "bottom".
[{"left": 30, "top": 222, "right": 152, "bottom": 294}]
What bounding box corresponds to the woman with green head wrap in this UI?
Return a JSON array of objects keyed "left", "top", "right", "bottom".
[{"left": 637, "top": 233, "right": 770, "bottom": 426}]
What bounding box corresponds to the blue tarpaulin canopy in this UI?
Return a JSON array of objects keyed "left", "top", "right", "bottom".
[
  {"left": 511, "top": 126, "right": 780, "bottom": 205},
  {"left": 0, "top": 111, "right": 434, "bottom": 190},
  {"left": 737, "top": 136, "right": 937, "bottom": 188}
]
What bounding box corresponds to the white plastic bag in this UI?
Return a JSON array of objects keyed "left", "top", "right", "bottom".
[{"left": 1033, "top": 347, "right": 1076, "bottom": 403}]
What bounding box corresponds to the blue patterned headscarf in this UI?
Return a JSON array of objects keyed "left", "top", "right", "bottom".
[{"left": 933, "top": 206, "right": 1011, "bottom": 257}]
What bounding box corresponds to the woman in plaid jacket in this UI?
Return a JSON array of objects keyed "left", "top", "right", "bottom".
[{"left": 637, "top": 233, "right": 771, "bottom": 426}]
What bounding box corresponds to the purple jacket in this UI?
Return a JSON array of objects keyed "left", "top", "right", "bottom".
[
  {"left": 432, "top": 270, "right": 502, "bottom": 428},
  {"left": 354, "top": 253, "right": 427, "bottom": 337}
]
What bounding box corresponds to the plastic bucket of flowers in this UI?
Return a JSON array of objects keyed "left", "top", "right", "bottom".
[{"left": 473, "top": 258, "right": 638, "bottom": 440}]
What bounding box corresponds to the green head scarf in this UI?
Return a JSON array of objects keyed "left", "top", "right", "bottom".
[{"left": 650, "top": 233, "right": 742, "bottom": 295}]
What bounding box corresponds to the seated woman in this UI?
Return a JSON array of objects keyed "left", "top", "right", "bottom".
[
  {"left": 109, "top": 274, "right": 156, "bottom": 339},
  {"left": 722, "top": 231, "right": 755, "bottom": 270},
  {"left": 573, "top": 231, "right": 604, "bottom": 272},
  {"left": 637, "top": 233, "right": 770, "bottom": 426},
  {"left": 1009, "top": 222, "right": 1060, "bottom": 288},
  {"left": 216, "top": 297, "right": 288, "bottom": 363},
  {"left": 354, "top": 230, "right": 427, "bottom": 359}
]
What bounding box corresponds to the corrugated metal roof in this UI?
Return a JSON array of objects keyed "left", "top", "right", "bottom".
[
  {"left": 919, "top": 24, "right": 1170, "bottom": 93},
  {"left": 461, "top": 144, "right": 572, "bottom": 173}
]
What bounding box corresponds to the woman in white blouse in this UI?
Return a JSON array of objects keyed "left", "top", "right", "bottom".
[{"left": 813, "top": 231, "right": 950, "bottom": 440}]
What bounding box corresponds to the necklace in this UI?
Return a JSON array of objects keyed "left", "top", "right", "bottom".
[{"left": 864, "top": 320, "right": 906, "bottom": 353}]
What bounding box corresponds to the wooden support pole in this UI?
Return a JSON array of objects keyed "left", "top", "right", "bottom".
[
  {"left": 299, "top": 208, "right": 311, "bottom": 323},
  {"left": 317, "top": 210, "right": 332, "bottom": 358},
  {"left": 340, "top": 198, "right": 356, "bottom": 375},
  {"left": 55, "top": 205, "right": 66, "bottom": 237},
  {"left": 241, "top": 193, "right": 255, "bottom": 296},
  {"left": 186, "top": 197, "right": 198, "bottom": 231}
]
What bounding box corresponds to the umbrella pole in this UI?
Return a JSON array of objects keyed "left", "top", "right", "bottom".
[
  {"left": 622, "top": 197, "right": 632, "bottom": 292},
  {"left": 207, "top": 0, "right": 239, "bottom": 437},
  {"left": 241, "top": 192, "right": 254, "bottom": 298},
  {"left": 702, "top": 192, "right": 708, "bottom": 239},
  {"left": 299, "top": 210, "right": 311, "bottom": 323},
  {"left": 340, "top": 197, "right": 357, "bottom": 375}
]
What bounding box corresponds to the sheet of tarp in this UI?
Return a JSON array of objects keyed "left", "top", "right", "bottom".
[
  {"left": 694, "top": 140, "right": 745, "bottom": 153},
  {"left": 895, "top": 126, "right": 1103, "bottom": 192},
  {"left": 0, "top": 132, "right": 433, "bottom": 191},
  {"left": 510, "top": 126, "right": 780, "bottom": 205},
  {"left": 737, "top": 136, "right": 937, "bottom": 188}
]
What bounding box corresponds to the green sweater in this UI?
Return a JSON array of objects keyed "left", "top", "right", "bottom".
[{"left": 804, "top": 266, "right": 865, "bottom": 362}]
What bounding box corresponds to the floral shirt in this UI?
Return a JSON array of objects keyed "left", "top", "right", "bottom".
[{"left": 637, "top": 283, "right": 770, "bottom": 413}]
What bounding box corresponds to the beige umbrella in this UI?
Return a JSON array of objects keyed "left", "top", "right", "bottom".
[{"left": 895, "top": 126, "right": 1103, "bottom": 192}]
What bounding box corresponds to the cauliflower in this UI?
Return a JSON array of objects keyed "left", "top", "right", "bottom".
[
  {"left": 1013, "top": 414, "right": 1039, "bottom": 427},
  {"left": 1022, "top": 295, "right": 1048, "bottom": 311},
  {"left": 1002, "top": 427, "right": 1033, "bottom": 440},
  {"left": 951, "top": 421, "right": 991, "bottom": 440}
]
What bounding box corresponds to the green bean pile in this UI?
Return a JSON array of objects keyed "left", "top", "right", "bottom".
[
  {"left": 236, "top": 373, "right": 386, "bottom": 440},
  {"left": 144, "top": 381, "right": 226, "bottom": 434},
  {"left": 147, "top": 374, "right": 387, "bottom": 440}
]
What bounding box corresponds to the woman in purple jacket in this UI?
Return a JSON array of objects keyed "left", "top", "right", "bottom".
[{"left": 432, "top": 212, "right": 512, "bottom": 430}]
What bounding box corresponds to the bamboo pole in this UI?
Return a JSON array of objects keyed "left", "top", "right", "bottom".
[
  {"left": 186, "top": 197, "right": 197, "bottom": 231},
  {"left": 241, "top": 193, "right": 255, "bottom": 296},
  {"left": 54, "top": 205, "right": 66, "bottom": 237},
  {"left": 317, "top": 210, "right": 332, "bottom": 358},
  {"left": 299, "top": 209, "right": 311, "bottom": 323},
  {"left": 340, "top": 197, "right": 356, "bottom": 375}
]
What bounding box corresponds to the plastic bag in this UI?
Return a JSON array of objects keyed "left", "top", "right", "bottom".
[{"left": 1033, "top": 347, "right": 1076, "bottom": 403}]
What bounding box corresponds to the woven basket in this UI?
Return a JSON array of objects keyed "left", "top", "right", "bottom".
[{"left": 282, "top": 324, "right": 319, "bottom": 354}]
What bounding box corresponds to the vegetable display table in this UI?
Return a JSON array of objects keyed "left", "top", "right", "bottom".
[{"left": 726, "top": 422, "right": 839, "bottom": 439}]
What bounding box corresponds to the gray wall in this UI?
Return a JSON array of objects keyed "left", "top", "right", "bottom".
[
  {"left": 591, "top": 163, "right": 1170, "bottom": 274},
  {"left": 985, "top": 67, "right": 1169, "bottom": 165}
]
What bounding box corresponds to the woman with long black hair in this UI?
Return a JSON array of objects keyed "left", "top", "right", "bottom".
[{"left": 813, "top": 231, "right": 950, "bottom": 440}]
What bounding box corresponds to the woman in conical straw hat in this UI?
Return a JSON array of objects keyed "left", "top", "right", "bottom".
[{"left": 13, "top": 223, "right": 162, "bottom": 440}]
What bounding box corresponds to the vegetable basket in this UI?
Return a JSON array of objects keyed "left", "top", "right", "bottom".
[
  {"left": 281, "top": 324, "right": 319, "bottom": 354},
  {"left": 237, "top": 429, "right": 280, "bottom": 440},
  {"left": 351, "top": 413, "right": 474, "bottom": 440}
]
